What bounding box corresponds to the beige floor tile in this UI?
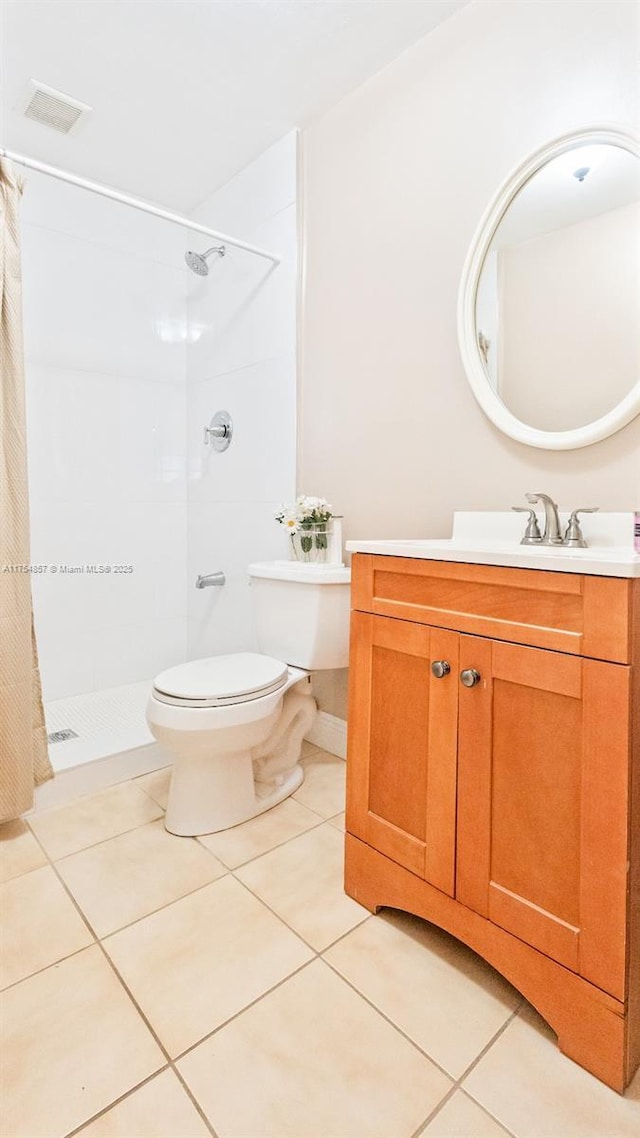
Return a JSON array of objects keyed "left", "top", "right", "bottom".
[
  {"left": 328, "top": 810, "right": 345, "bottom": 831},
  {"left": 301, "top": 739, "right": 321, "bottom": 758},
  {"left": 1, "top": 944, "right": 164, "bottom": 1138},
  {"left": 325, "top": 910, "right": 520, "bottom": 1078},
  {"left": 293, "top": 749, "right": 346, "bottom": 818},
  {"left": 236, "top": 822, "right": 369, "bottom": 950},
  {"left": 29, "top": 781, "right": 163, "bottom": 860},
  {"left": 57, "top": 820, "right": 226, "bottom": 937},
  {"left": 0, "top": 817, "right": 48, "bottom": 883},
  {"left": 135, "top": 766, "right": 172, "bottom": 810},
  {"left": 198, "top": 797, "right": 321, "bottom": 868},
  {"left": 179, "top": 958, "right": 451, "bottom": 1138},
  {"left": 463, "top": 1003, "right": 640, "bottom": 1137},
  {"left": 104, "top": 874, "right": 312, "bottom": 1057},
  {"left": 75, "top": 1069, "right": 210, "bottom": 1138},
  {"left": 1, "top": 864, "right": 93, "bottom": 989},
  {"left": 418, "top": 1091, "right": 512, "bottom": 1137}
]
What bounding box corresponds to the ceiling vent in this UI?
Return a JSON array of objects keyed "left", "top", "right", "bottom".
[{"left": 17, "top": 80, "right": 93, "bottom": 136}]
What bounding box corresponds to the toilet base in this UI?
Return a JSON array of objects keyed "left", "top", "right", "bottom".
[{"left": 165, "top": 757, "right": 304, "bottom": 837}]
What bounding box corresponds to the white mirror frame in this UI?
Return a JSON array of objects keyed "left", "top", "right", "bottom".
[{"left": 457, "top": 124, "right": 640, "bottom": 450}]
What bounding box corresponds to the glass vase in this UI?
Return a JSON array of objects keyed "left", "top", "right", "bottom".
[{"left": 289, "top": 523, "right": 331, "bottom": 563}]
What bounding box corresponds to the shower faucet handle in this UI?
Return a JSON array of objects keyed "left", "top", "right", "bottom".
[{"left": 203, "top": 410, "right": 233, "bottom": 451}]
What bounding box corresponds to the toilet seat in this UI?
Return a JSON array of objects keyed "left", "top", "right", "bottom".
[{"left": 152, "top": 652, "right": 288, "bottom": 708}]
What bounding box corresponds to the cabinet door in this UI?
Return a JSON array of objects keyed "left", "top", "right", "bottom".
[
  {"left": 456, "top": 636, "right": 630, "bottom": 998},
  {"left": 346, "top": 611, "right": 458, "bottom": 894}
]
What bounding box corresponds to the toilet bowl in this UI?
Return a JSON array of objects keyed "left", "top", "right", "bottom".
[{"left": 146, "top": 561, "right": 351, "bottom": 836}]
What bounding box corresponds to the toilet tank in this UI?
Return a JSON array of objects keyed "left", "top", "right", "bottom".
[{"left": 248, "top": 562, "right": 351, "bottom": 670}]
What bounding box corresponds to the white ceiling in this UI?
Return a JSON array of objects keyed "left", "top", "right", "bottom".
[
  {"left": 1, "top": 0, "right": 468, "bottom": 212},
  {"left": 494, "top": 143, "right": 640, "bottom": 247}
]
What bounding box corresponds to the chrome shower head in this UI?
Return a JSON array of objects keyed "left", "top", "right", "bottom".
[{"left": 184, "top": 244, "right": 226, "bottom": 276}]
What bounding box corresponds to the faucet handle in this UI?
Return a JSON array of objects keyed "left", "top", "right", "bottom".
[
  {"left": 512, "top": 506, "right": 542, "bottom": 545},
  {"left": 563, "top": 508, "right": 599, "bottom": 549}
]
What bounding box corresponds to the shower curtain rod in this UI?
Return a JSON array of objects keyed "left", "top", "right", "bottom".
[{"left": 0, "top": 146, "right": 280, "bottom": 264}]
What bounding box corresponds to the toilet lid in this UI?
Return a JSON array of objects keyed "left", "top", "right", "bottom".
[{"left": 152, "top": 653, "right": 288, "bottom": 708}]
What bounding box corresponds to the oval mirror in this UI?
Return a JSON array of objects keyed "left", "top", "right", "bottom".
[{"left": 458, "top": 126, "right": 640, "bottom": 449}]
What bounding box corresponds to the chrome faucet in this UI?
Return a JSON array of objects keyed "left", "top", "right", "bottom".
[
  {"left": 525, "top": 493, "right": 563, "bottom": 545},
  {"left": 196, "top": 571, "right": 226, "bottom": 589}
]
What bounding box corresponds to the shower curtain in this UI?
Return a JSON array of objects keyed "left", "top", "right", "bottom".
[{"left": 0, "top": 157, "right": 52, "bottom": 820}]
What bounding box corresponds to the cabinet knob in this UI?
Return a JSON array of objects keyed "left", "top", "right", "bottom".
[
  {"left": 460, "top": 668, "right": 481, "bottom": 688},
  {"left": 431, "top": 660, "right": 451, "bottom": 679}
]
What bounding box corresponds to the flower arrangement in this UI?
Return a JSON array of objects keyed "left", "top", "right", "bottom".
[{"left": 275, "top": 495, "right": 333, "bottom": 561}]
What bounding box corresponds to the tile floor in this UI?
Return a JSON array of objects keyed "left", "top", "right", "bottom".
[{"left": 2, "top": 742, "right": 640, "bottom": 1138}]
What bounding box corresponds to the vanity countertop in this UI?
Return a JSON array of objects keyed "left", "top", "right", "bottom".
[{"left": 346, "top": 512, "right": 640, "bottom": 578}]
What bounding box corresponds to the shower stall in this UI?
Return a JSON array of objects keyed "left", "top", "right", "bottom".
[{"left": 13, "top": 133, "right": 298, "bottom": 805}]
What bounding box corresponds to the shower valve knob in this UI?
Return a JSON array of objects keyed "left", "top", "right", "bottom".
[{"left": 204, "top": 410, "right": 233, "bottom": 451}]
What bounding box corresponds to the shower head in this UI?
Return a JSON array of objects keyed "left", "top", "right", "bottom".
[{"left": 184, "top": 244, "right": 226, "bottom": 276}]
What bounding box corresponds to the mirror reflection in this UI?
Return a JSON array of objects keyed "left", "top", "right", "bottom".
[{"left": 475, "top": 143, "right": 640, "bottom": 431}]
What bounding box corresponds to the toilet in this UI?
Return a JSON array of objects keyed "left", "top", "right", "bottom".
[{"left": 146, "top": 561, "right": 351, "bottom": 836}]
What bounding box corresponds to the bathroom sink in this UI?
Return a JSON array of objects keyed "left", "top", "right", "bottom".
[{"left": 346, "top": 512, "right": 640, "bottom": 578}]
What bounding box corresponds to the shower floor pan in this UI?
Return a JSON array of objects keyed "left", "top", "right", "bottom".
[
  {"left": 45, "top": 680, "right": 154, "bottom": 770},
  {"left": 35, "top": 680, "right": 171, "bottom": 812}
]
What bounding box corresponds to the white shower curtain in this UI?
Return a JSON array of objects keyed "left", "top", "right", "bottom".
[{"left": 0, "top": 157, "right": 52, "bottom": 820}]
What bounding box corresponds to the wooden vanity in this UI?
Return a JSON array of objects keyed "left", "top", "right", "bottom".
[{"left": 344, "top": 551, "right": 640, "bottom": 1091}]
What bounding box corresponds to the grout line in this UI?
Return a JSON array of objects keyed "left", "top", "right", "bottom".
[
  {"left": 172, "top": 956, "right": 317, "bottom": 1066},
  {"left": 43, "top": 812, "right": 171, "bottom": 866},
  {"left": 408, "top": 1084, "right": 458, "bottom": 1138},
  {"left": 24, "top": 352, "right": 188, "bottom": 388},
  {"left": 10, "top": 773, "right": 349, "bottom": 976},
  {"left": 170, "top": 1066, "right": 221, "bottom": 1138},
  {"left": 0, "top": 939, "right": 97, "bottom": 996},
  {"left": 93, "top": 872, "right": 229, "bottom": 941},
  {"left": 457, "top": 1089, "right": 518, "bottom": 1138},
  {"left": 26, "top": 824, "right": 177, "bottom": 1063},
  {"left": 5, "top": 771, "right": 359, "bottom": 1137},
  {"left": 46, "top": 865, "right": 223, "bottom": 1138},
  {"left": 6, "top": 767, "right": 528, "bottom": 1138},
  {"left": 19, "top": 214, "right": 191, "bottom": 273},
  {"left": 413, "top": 1008, "right": 521, "bottom": 1138},
  {"left": 320, "top": 955, "right": 455, "bottom": 1087},
  {"left": 226, "top": 870, "right": 322, "bottom": 956},
  {"left": 71, "top": 867, "right": 230, "bottom": 941},
  {"left": 25, "top": 763, "right": 342, "bottom": 947},
  {"left": 28, "top": 816, "right": 321, "bottom": 1050},
  {"left": 198, "top": 813, "right": 327, "bottom": 871},
  {"left": 26, "top": 810, "right": 164, "bottom": 862},
  {"left": 62, "top": 1067, "right": 171, "bottom": 1138},
  {"left": 457, "top": 1004, "right": 523, "bottom": 1085},
  {"left": 47, "top": 802, "right": 346, "bottom": 947},
  {"left": 314, "top": 912, "right": 374, "bottom": 955},
  {"left": 7, "top": 824, "right": 212, "bottom": 1137},
  {"left": 188, "top": 350, "right": 294, "bottom": 386},
  {"left": 19, "top": 829, "right": 101, "bottom": 943}
]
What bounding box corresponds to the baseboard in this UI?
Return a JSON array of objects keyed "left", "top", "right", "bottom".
[
  {"left": 32, "top": 742, "right": 172, "bottom": 813},
  {"left": 305, "top": 711, "right": 347, "bottom": 760}
]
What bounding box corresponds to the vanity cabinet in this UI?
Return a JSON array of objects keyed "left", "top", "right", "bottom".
[{"left": 345, "top": 554, "right": 640, "bottom": 1092}]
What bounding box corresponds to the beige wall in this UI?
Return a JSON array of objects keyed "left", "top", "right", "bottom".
[{"left": 300, "top": 0, "right": 639, "bottom": 718}]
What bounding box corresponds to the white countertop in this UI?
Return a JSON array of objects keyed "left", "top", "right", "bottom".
[{"left": 346, "top": 512, "right": 640, "bottom": 578}]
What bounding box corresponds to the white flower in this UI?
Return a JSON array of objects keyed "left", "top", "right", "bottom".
[
  {"left": 275, "top": 506, "right": 300, "bottom": 532},
  {"left": 276, "top": 494, "right": 333, "bottom": 528}
]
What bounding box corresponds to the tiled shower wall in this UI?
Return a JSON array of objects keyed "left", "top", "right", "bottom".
[
  {"left": 185, "top": 132, "right": 298, "bottom": 660},
  {"left": 22, "top": 174, "right": 188, "bottom": 701},
  {"left": 22, "top": 131, "right": 298, "bottom": 703}
]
